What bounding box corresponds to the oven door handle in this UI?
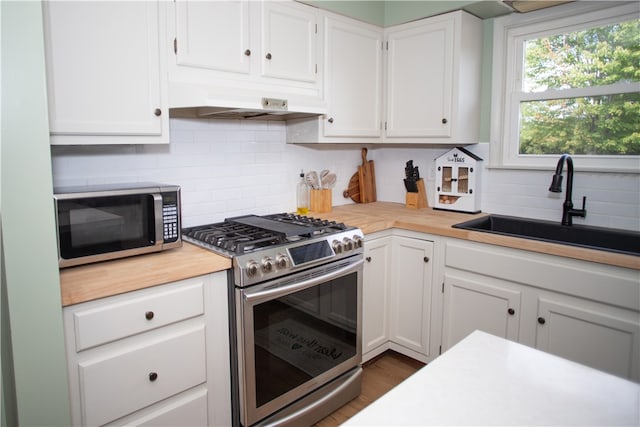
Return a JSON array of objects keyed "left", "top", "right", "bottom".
[{"left": 243, "top": 258, "right": 363, "bottom": 305}]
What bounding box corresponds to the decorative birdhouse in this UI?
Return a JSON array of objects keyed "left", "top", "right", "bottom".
[{"left": 434, "top": 147, "right": 482, "bottom": 213}]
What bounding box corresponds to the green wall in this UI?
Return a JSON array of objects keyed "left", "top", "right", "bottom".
[
  {"left": 383, "top": 0, "right": 478, "bottom": 25},
  {"left": 306, "top": 0, "right": 486, "bottom": 26},
  {"left": 305, "top": 0, "right": 386, "bottom": 26},
  {"left": 1, "top": 2, "right": 71, "bottom": 425},
  {"left": 478, "top": 19, "right": 493, "bottom": 143}
]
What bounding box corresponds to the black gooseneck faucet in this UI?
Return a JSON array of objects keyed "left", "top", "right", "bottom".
[{"left": 549, "top": 154, "right": 587, "bottom": 226}]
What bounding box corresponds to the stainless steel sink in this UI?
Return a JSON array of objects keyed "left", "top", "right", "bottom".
[{"left": 453, "top": 214, "right": 640, "bottom": 256}]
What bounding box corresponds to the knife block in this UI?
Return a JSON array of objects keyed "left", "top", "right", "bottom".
[
  {"left": 406, "top": 179, "right": 428, "bottom": 209},
  {"left": 310, "top": 189, "right": 332, "bottom": 213}
]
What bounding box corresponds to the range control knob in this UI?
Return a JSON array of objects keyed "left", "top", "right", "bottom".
[
  {"left": 332, "top": 239, "right": 343, "bottom": 254},
  {"left": 276, "top": 253, "right": 289, "bottom": 269},
  {"left": 246, "top": 261, "right": 259, "bottom": 277},
  {"left": 352, "top": 235, "right": 363, "bottom": 248},
  {"left": 343, "top": 237, "right": 354, "bottom": 251},
  {"left": 262, "top": 257, "right": 275, "bottom": 273}
]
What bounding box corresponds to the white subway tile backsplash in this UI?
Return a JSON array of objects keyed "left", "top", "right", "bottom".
[{"left": 50, "top": 119, "right": 640, "bottom": 231}]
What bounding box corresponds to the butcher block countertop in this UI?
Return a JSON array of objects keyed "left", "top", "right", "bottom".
[
  {"left": 59, "top": 243, "right": 230, "bottom": 306},
  {"left": 60, "top": 202, "right": 638, "bottom": 306},
  {"left": 310, "top": 202, "right": 640, "bottom": 270}
]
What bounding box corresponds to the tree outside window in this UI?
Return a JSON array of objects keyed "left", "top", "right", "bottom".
[
  {"left": 518, "top": 19, "right": 639, "bottom": 156},
  {"left": 492, "top": 2, "right": 640, "bottom": 171}
]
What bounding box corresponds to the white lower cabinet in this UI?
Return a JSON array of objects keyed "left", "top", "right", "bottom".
[
  {"left": 362, "top": 232, "right": 439, "bottom": 363},
  {"left": 442, "top": 272, "right": 522, "bottom": 349},
  {"left": 443, "top": 238, "right": 640, "bottom": 382},
  {"left": 534, "top": 292, "right": 640, "bottom": 380},
  {"left": 363, "top": 233, "right": 639, "bottom": 380},
  {"left": 79, "top": 326, "right": 206, "bottom": 426},
  {"left": 63, "top": 273, "right": 231, "bottom": 426},
  {"left": 389, "top": 236, "right": 434, "bottom": 357},
  {"left": 105, "top": 388, "right": 208, "bottom": 427},
  {"left": 362, "top": 235, "right": 392, "bottom": 359}
]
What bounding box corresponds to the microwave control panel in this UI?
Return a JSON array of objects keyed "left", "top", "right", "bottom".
[{"left": 162, "top": 192, "right": 180, "bottom": 242}]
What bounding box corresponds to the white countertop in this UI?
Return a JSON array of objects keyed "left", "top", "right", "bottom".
[{"left": 344, "top": 331, "right": 640, "bottom": 426}]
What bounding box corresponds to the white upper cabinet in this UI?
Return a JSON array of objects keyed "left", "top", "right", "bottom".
[
  {"left": 323, "top": 14, "right": 383, "bottom": 138},
  {"left": 261, "top": 1, "right": 318, "bottom": 83},
  {"left": 43, "top": 1, "right": 169, "bottom": 145},
  {"left": 174, "top": 0, "right": 317, "bottom": 82},
  {"left": 384, "top": 17, "right": 453, "bottom": 138},
  {"left": 174, "top": 0, "right": 251, "bottom": 74},
  {"left": 286, "top": 12, "right": 383, "bottom": 143},
  {"left": 168, "top": 0, "right": 324, "bottom": 113},
  {"left": 384, "top": 11, "right": 482, "bottom": 143},
  {"left": 288, "top": 9, "right": 481, "bottom": 145}
]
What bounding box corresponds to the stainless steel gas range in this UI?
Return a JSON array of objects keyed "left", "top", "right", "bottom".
[{"left": 183, "top": 213, "right": 364, "bottom": 426}]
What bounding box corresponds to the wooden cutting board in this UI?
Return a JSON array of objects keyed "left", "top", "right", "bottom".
[
  {"left": 358, "top": 148, "right": 377, "bottom": 203},
  {"left": 343, "top": 172, "right": 361, "bottom": 203}
]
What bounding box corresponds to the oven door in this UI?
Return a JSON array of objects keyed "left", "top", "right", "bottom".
[{"left": 237, "top": 256, "right": 363, "bottom": 426}]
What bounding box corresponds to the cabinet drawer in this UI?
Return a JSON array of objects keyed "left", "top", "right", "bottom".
[
  {"left": 79, "top": 325, "right": 206, "bottom": 426},
  {"left": 73, "top": 279, "right": 204, "bottom": 351},
  {"left": 104, "top": 387, "right": 208, "bottom": 426}
]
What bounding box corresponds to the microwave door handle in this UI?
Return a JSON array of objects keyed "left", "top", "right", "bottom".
[
  {"left": 153, "top": 194, "right": 164, "bottom": 247},
  {"left": 243, "top": 258, "right": 363, "bottom": 305}
]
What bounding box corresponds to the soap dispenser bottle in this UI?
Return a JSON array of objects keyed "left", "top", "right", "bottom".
[{"left": 296, "top": 171, "right": 309, "bottom": 215}]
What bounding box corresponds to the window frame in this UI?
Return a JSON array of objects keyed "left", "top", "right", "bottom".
[{"left": 490, "top": 1, "right": 640, "bottom": 173}]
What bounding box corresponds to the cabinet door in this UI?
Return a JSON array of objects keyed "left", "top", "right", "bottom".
[
  {"left": 442, "top": 273, "right": 522, "bottom": 351},
  {"left": 384, "top": 17, "right": 453, "bottom": 138},
  {"left": 174, "top": 0, "right": 250, "bottom": 74},
  {"left": 323, "top": 15, "right": 382, "bottom": 137},
  {"left": 362, "top": 237, "right": 392, "bottom": 357},
  {"left": 535, "top": 295, "right": 640, "bottom": 381},
  {"left": 43, "top": 1, "right": 166, "bottom": 143},
  {"left": 390, "top": 237, "right": 434, "bottom": 355},
  {"left": 261, "top": 1, "right": 317, "bottom": 82}
]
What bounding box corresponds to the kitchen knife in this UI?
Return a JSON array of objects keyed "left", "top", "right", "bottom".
[{"left": 404, "top": 179, "right": 419, "bottom": 192}]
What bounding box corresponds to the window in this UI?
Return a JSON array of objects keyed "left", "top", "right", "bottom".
[{"left": 491, "top": 2, "right": 640, "bottom": 172}]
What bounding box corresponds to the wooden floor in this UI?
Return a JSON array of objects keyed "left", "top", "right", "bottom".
[{"left": 313, "top": 352, "right": 425, "bottom": 427}]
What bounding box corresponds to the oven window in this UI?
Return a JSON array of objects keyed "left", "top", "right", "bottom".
[
  {"left": 252, "top": 272, "right": 358, "bottom": 408},
  {"left": 58, "top": 194, "right": 155, "bottom": 258}
]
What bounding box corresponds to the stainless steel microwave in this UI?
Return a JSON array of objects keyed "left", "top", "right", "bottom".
[{"left": 54, "top": 183, "right": 182, "bottom": 268}]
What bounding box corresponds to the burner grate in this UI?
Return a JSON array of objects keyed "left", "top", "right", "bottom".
[
  {"left": 183, "top": 213, "right": 350, "bottom": 255},
  {"left": 264, "top": 213, "right": 346, "bottom": 234},
  {"left": 184, "top": 223, "right": 287, "bottom": 254}
]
